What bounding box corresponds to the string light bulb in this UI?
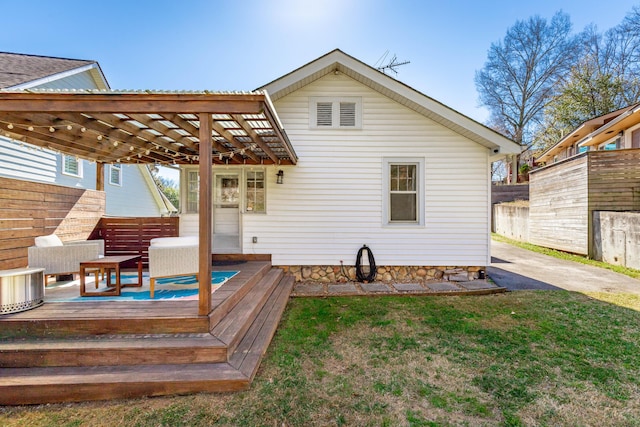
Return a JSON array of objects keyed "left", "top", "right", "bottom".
[
  {"left": 7, "top": 123, "right": 13, "bottom": 129},
  {"left": 66, "top": 125, "right": 73, "bottom": 130},
  {"left": 49, "top": 127, "right": 55, "bottom": 133}
]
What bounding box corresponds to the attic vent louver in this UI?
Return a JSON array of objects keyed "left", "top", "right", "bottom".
[
  {"left": 340, "top": 102, "right": 356, "bottom": 127},
  {"left": 316, "top": 102, "right": 333, "bottom": 126}
]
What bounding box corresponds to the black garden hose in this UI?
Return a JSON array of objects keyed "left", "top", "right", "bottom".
[{"left": 355, "top": 244, "right": 376, "bottom": 283}]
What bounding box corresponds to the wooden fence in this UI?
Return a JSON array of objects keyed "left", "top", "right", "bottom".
[
  {"left": 529, "top": 154, "right": 589, "bottom": 254},
  {"left": 89, "top": 216, "right": 179, "bottom": 267},
  {"left": 491, "top": 183, "right": 529, "bottom": 204},
  {"left": 527, "top": 148, "right": 640, "bottom": 256},
  {"left": 0, "top": 177, "right": 105, "bottom": 270}
]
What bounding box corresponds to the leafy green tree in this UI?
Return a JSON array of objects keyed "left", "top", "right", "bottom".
[
  {"left": 158, "top": 176, "right": 179, "bottom": 209},
  {"left": 148, "top": 165, "right": 179, "bottom": 210}
]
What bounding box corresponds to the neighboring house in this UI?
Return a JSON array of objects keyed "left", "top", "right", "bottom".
[
  {"left": 537, "top": 104, "right": 640, "bottom": 165},
  {"left": 522, "top": 105, "right": 640, "bottom": 259},
  {"left": 0, "top": 52, "right": 175, "bottom": 216},
  {"left": 178, "top": 49, "right": 519, "bottom": 279}
]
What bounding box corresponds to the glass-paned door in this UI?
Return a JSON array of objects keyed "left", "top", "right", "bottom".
[{"left": 213, "top": 173, "right": 240, "bottom": 252}]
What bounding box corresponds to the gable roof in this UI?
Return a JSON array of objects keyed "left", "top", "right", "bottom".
[
  {"left": 0, "top": 52, "right": 109, "bottom": 90},
  {"left": 258, "top": 49, "right": 520, "bottom": 158},
  {"left": 537, "top": 104, "right": 640, "bottom": 163}
]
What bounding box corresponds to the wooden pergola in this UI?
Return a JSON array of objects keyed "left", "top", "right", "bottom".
[{"left": 0, "top": 90, "right": 297, "bottom": 315}]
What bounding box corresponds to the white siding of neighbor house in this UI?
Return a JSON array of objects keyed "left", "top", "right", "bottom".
[
  {"left": 0, "top": 138, "right": 58, "bottom": 182},
  {"left": 242, "top": 73, "right": 490, "bottom": 266},
  {"left": 30, "top": 70, "right": 98, "bottom": 90},
  {"left": 105, "top": 165, "right": 163, "bottom": 217}
]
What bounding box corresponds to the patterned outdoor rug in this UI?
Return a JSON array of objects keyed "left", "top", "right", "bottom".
[{"left": 45, "top": 271, "right": 238, "bottom": 302}]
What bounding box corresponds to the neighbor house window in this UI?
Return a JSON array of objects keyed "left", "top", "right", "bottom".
[
  {"left": 62, "top": 155, "right": 82, "bottom": 177},
  {"left": 185, "top": 170, "right": 199, "bottom": 213},
  {"left": 633, "top": 129, "right": 640, "bottom": 148},
  {"left": 109, "top": 164, "right": 122, "bottom": 186},
  {"left": 309, "top": 97, "right": 361, "bottom": 129},
  {"left": 383, "top": 158, "right": 424, "bottom": 226},
  {"left": 245, "top": 170, "right": 265, "bottom": 213}
]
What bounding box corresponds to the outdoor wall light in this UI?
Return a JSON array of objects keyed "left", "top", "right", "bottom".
[{"left": 276, "top": 169, "right": 284, "bottom": 184}]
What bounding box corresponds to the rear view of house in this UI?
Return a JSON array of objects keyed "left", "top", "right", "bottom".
[{"left": 178, "top": 50, "right": 520, "bottom": 280}]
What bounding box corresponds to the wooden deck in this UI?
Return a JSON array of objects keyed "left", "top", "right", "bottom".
[{"left": 0, "top": 261, "right": 294, "bottom": 405}]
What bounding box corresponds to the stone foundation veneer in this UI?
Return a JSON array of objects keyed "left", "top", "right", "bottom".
[{"left": 277, "top": 265, "right": 485, "bottom": 283}]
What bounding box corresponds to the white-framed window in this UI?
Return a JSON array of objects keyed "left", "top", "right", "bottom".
[
  {"left": 245, "top": 170, "right": 266, "bottom": 213},
  {"left": 309, "top": 97, "right": 362, "bottom": 129},
  {"left": 382, "top": 158, "right": 424, "bottom": 226},
  {"left": 62, "top": 155, "right": 82, "bottom": 177},
  {"left": 185, "top": 169, "right": 199, "bottom": 213},
  {"left": 109, "top": 164, "right": 122, "bottom": 186}
]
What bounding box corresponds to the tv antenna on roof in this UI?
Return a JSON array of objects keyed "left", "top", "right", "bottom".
[{"left": 375, "top": 50, "right": 410, "bottom": 75}]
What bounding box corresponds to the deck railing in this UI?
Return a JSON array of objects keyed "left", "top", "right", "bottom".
[{"left": 89, "top": 217, "right": 179, "bottom": 267}]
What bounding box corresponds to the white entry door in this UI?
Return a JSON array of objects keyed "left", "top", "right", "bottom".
[{"left": 213, "top": 173, "right": 240, "bottom": 252}]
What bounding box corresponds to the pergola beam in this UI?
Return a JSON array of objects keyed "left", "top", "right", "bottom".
[
  {"left": 127, "top": 114, "right": 200, "bottom": 151},
  {"left": 0, "top": 92, "right": 268, "bottom": 114},
  {"left": 232, "top": 114, "right": 279, "bottom": 163},
  {"left": 211, "top": 121, "right": 260, "bottom": 163},
  {"left": 198, "top": 113, "right": 213, "bottom": 316}
]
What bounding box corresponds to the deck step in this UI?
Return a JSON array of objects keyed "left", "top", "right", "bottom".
[
  {"left": 0, "top": 264, "right": 294, "bottom": 405},
  {"left": 0, "top": 333, "right": 227, "bottom": 368},
  {"left": 211, "top": 268, "right": 284, "bottom": 357},
  {"left": 207, "top": 262, "right": 272, "bottom": 328},
  {"left": 0, "top": 363, "right": 249, "bottom": 405},
  {"left": 230, "top": 275, "right": 294, "bottom": 380}
]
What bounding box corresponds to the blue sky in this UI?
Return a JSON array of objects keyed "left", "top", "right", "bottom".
[
  {"left": 3, "top": 0, "right": 637, "bottom": 123},
  {"left": 3, "top": 0, "right": 637, "bottom": 181}
]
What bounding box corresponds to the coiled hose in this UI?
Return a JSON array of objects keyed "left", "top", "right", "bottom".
[{"left": 355, "top": 244, "right": 376, "bottom": 282}]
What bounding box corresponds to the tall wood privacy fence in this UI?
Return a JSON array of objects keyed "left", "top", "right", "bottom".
[
  {"left": 0, "top": 177, "right": 105, "bottom": 270},
  {"left": 491, "top": 183, "right": 529, "bottom": 204},
  {"left": 496, "top": 148, "right": 640, "bottom": 258},
  {"left": 89, "top": 217, "right": 179, "bottom": 267}
]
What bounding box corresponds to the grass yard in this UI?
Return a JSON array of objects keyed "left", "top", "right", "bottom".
[{"left": 2, "top": 291, "right": 640, "bottom": 426}]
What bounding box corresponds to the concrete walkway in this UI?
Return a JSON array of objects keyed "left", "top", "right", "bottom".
[{"left": 489, "top": 240, "right": 640, "bottom": 294}]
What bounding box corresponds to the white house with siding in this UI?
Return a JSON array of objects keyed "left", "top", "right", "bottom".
[
  {"left": 178, "top": 50, "right": 519, "bottom": 280},
  {"left": 0, "top": 52, "right": 175, "bottom": 217}
]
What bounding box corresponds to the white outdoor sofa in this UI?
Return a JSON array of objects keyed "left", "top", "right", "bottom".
[
  {"left": 148, "top": 236, "right": 199, "bottom": 298},
  {"left": 27, "top": 234, "right": 104, "bottom": 283}
]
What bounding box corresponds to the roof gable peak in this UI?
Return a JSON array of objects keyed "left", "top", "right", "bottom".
[{"left": 259, "top": 49, "right": 519, "bottom": 156}]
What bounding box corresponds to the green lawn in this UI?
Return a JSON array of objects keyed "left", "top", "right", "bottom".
[{"left": 3, "top": 292, "right": 640, "bottom": 426}]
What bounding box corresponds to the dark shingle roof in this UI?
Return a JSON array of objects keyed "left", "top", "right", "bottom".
[{"left": 0, "top": 52, "right": 95, "bottom": 89}]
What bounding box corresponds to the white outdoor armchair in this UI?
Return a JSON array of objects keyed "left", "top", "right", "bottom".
[
  {"left": 27, "top": 234, "right": 104, "bottom": 282},
  {"left": 148, "top": 236, "right": 199, "bottom": 298}
]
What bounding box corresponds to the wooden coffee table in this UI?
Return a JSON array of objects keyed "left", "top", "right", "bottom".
[{"left": 80, "top": 255, "right": 142, "bottom": 297}]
